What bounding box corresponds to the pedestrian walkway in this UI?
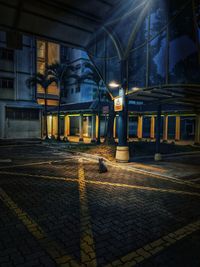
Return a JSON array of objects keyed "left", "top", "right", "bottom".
[{"left": 0, "top": 144, "right": 200, "bottom": 266}]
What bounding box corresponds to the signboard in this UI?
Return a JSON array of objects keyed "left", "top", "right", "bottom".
[{"left": 114, "top": 97, "right": 123, "bottom": 112}]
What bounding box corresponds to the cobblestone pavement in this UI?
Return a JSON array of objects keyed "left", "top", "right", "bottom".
[{"left": 0, "top": 144, "right": 200, "bottom": 267}]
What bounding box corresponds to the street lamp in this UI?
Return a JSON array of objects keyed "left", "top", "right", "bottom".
[{"left": 108, "top": 81, "right": 121, "bottom": 88}]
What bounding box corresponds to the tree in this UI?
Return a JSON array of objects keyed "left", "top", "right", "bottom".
[
  {"left": 47, "top": 62, "right": 76, "bottom": 141},
  {"left": 26, "top": 71, "right": 55, "bottom": 139}
]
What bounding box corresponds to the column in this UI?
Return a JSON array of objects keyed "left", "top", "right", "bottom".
[
  {"left": 51, "top": 114, "right": 53, "bottom": 137},
  {"left": 127, "top": 115, "right": 129, "bottom": 139},
  {"left": 47, "top": 115, "right": 52, "bottom": 138},
  {"left": 175, "top": 115, "right": 181, "bottom": 141},
  {"left": 91, "top": 114, "right": 96, "bottom": 143},
  {"left": 154, "top": 104, "right": 162, "bottom": 161},
  {"left": 137, "top": 115, "right": 143, "bottom": 140},
  {"left": 113, "top": 117, "right": 116, "bottom": 139},
  {"left": 195, "top": 115, "right": 200, "bottom": 144},
  {"left": 150, "top": 116, "right": 155, "bottom": 139},
  {"left": 96, "top": 115, "right": 99, "bottom": 139},
  {"left": 52, "top": 115, "right": 58, "bottom": 138},
  {"left": 115, "top": 60, "right": 129, "bottom": 162},
  {"left": 79, "top": 113, "right": 84, "bottom": 142},
  {"left": 64, "top": 115, "right": 70, "bottom": 142},
  {"left": 163, "top": 115, "right": 168, "bottom": 142}
]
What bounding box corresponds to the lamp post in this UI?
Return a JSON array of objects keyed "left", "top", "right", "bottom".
[{"left": 109, "top": 60, "right": 129, "bottom": 162}]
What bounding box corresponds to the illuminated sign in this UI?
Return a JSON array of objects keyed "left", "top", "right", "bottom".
[{"left": 114, "top": 97, "right": 123, "bottom": 112}]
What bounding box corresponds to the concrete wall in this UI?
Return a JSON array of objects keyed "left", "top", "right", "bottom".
[
  {"left": 0, "top": 104, "right": 5, "bottom": 139},
  {"left": 0, "top": 31, "right": 42, "bottom": 140},
  {"left": 5, "top": 119, "right": 41, "bottom": 139}
]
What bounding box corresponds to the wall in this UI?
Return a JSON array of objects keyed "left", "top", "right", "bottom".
[{"left": 5, "top": 119, "right": 41, "bottom": 139}]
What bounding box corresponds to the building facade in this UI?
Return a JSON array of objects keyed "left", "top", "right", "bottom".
[
  {"left": 0, "top": 31, "right": 42, "bottom": 140},
  {"left": 36, "top": 40, "right": 60, "bottom": 106}
]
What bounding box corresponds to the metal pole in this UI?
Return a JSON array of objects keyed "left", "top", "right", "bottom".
[
  {"left": 115, "top": 60, "right": 129, "bottom": 162},
  {"left": 155, "top": 104, "right": 162, "bottom": 161}
]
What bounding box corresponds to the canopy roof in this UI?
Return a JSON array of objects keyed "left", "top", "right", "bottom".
[
  {"left": 0, "top": 0, "right": 121, "bottom": 48},
  {"left": 0, "top": 0, "right": 199, "bottom": 111}
]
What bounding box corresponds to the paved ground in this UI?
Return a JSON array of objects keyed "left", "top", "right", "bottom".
[{"left": 0, "top": 144, "right": 200, "bottom": 267}]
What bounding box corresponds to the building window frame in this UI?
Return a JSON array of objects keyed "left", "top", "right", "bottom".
[{"left": 0, "top": 77, "right": 14, "bottom": 89}]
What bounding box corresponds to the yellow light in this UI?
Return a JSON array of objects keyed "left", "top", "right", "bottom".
[
  {"left": 131, "top": 87, "right": 140, "bottom": 92},
  {"left": 108, "top": 81, "right": 120, "bottom": 88}
]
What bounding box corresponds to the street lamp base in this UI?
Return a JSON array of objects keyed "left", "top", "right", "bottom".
[
  {"left": 116, "top": 146, "right": 129, "bottom": 163},
  {"left": 154, "top": 153, "right": 162, "bottom": 161}
]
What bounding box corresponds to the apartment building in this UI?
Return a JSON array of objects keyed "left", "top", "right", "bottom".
[{"left": 0, "top": 31, "right": 41, "bottom": 140}]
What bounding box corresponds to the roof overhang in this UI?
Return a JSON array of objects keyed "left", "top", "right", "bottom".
[
  {"left": 127, "top": 84, "right": 200, "bottom": 112},
  {"left": 0, "top": 0, "right": 120, "bottom": 48}
]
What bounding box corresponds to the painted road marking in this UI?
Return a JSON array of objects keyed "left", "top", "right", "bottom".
[
  {"left": 0, "top": 170, "right": 76, "bottom": 183},
  {"left": 0, "top": 187, "right": 79, "bottom": 267},
  {"left": 0, "top": 160, "right": 54, "bottom": 169},
  {"left": 1, "top": 155, "right": 199, "bottom": 192},
  {"left": 78, "top": 159, "right": 97, "bottom": 267},
  {"left": 0, "top": 158, "right": 76, "bottom": 170},
  {"left": 190, "top": 177, "right": 200, "bottom": 182},
  {"left": 83, "top": 158, "right": 200, "bottom": 190},
  {"left": 85, "top": 179, "right": 200, "bottom": 198},
  {"left": 0, "top": 171, "right": 200, "bottom": 198},
  {"left": 104, "top": 219, "right": 200, "bottom": 267}
]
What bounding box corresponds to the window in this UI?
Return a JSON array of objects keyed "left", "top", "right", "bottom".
[
  {"left": 0, "top": 78, "right": 14, "bottom": 89},
  {"left": 37, "top": 41, "right": 46, "bottom": 60},
  {"left": 71, "top": 88, "right": 74, "bottom": 94},
  {"left": 75, "top": 87, "right": 80, "bottom": 93},
  {"left": 6, "top": 108, "right": 39, "bottom": 120},
  {"left": 0, "top": 48, "right": 14, "bottom": 61}
]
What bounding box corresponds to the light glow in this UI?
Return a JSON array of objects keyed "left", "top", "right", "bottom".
[
  {"left": 131, "top": 87, "right": 140, "bottom": 92},
  {"left": 108, "top": 81, "right": 121, "bottom": 88}
]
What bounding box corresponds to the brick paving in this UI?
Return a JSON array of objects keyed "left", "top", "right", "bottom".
[{"left": 0, "top": 144, "right": 200, "bottom": 267}]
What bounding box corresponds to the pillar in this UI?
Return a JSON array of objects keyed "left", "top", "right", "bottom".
[
  {"left": 52, "top": 115, "right": 58, "bottom": 138},
  {"left": 115, "top": 60, "right": 129, "bottom": 163},
  {"left": 137, "top": 115, "right": 143, "bottom": 140},
  {"left": 127, "top": 115, "right": 129, "bottom": 139},
  {"left": 163, "top": 115, "right": 168, "bottom": 142},
  {"left": 51, "top": 114, "right": 53, "bottom": 137},
  {"left": 150, "top": 116, "right": 155, "bottom": 139},
  {"left": 64, "top": 115, "right": 70, "bottom": 141},
  {"left": 79, "top": 113, "right": 84, "bottom": 142},
  {"left": 113, "top": 117, "right": 116, "bottom": 138},
  {"left": 47, "top": 115, "right": 52, "bottom": 137},
  {"left": 154, "top": 104, "right": 162, "bottom": 161},
  {"left": 91, "top": 114, "right": 96, "bottom": 143},
  {"left": 175, "top": 115, "right": 181, "bottom": 141},
  {"left": 195, "top": 115, "right": 200, "bottom": 145},
  {"left": 96, "top": 115, "right": 99, "bottom": 139}
]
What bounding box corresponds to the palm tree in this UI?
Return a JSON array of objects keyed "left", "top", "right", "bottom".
[
  {"left": 26, "top": 72, "right": 55, "bottom": 139},
  {"left": 47, "top": 62, "right": 75, "bottom": 141}
]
